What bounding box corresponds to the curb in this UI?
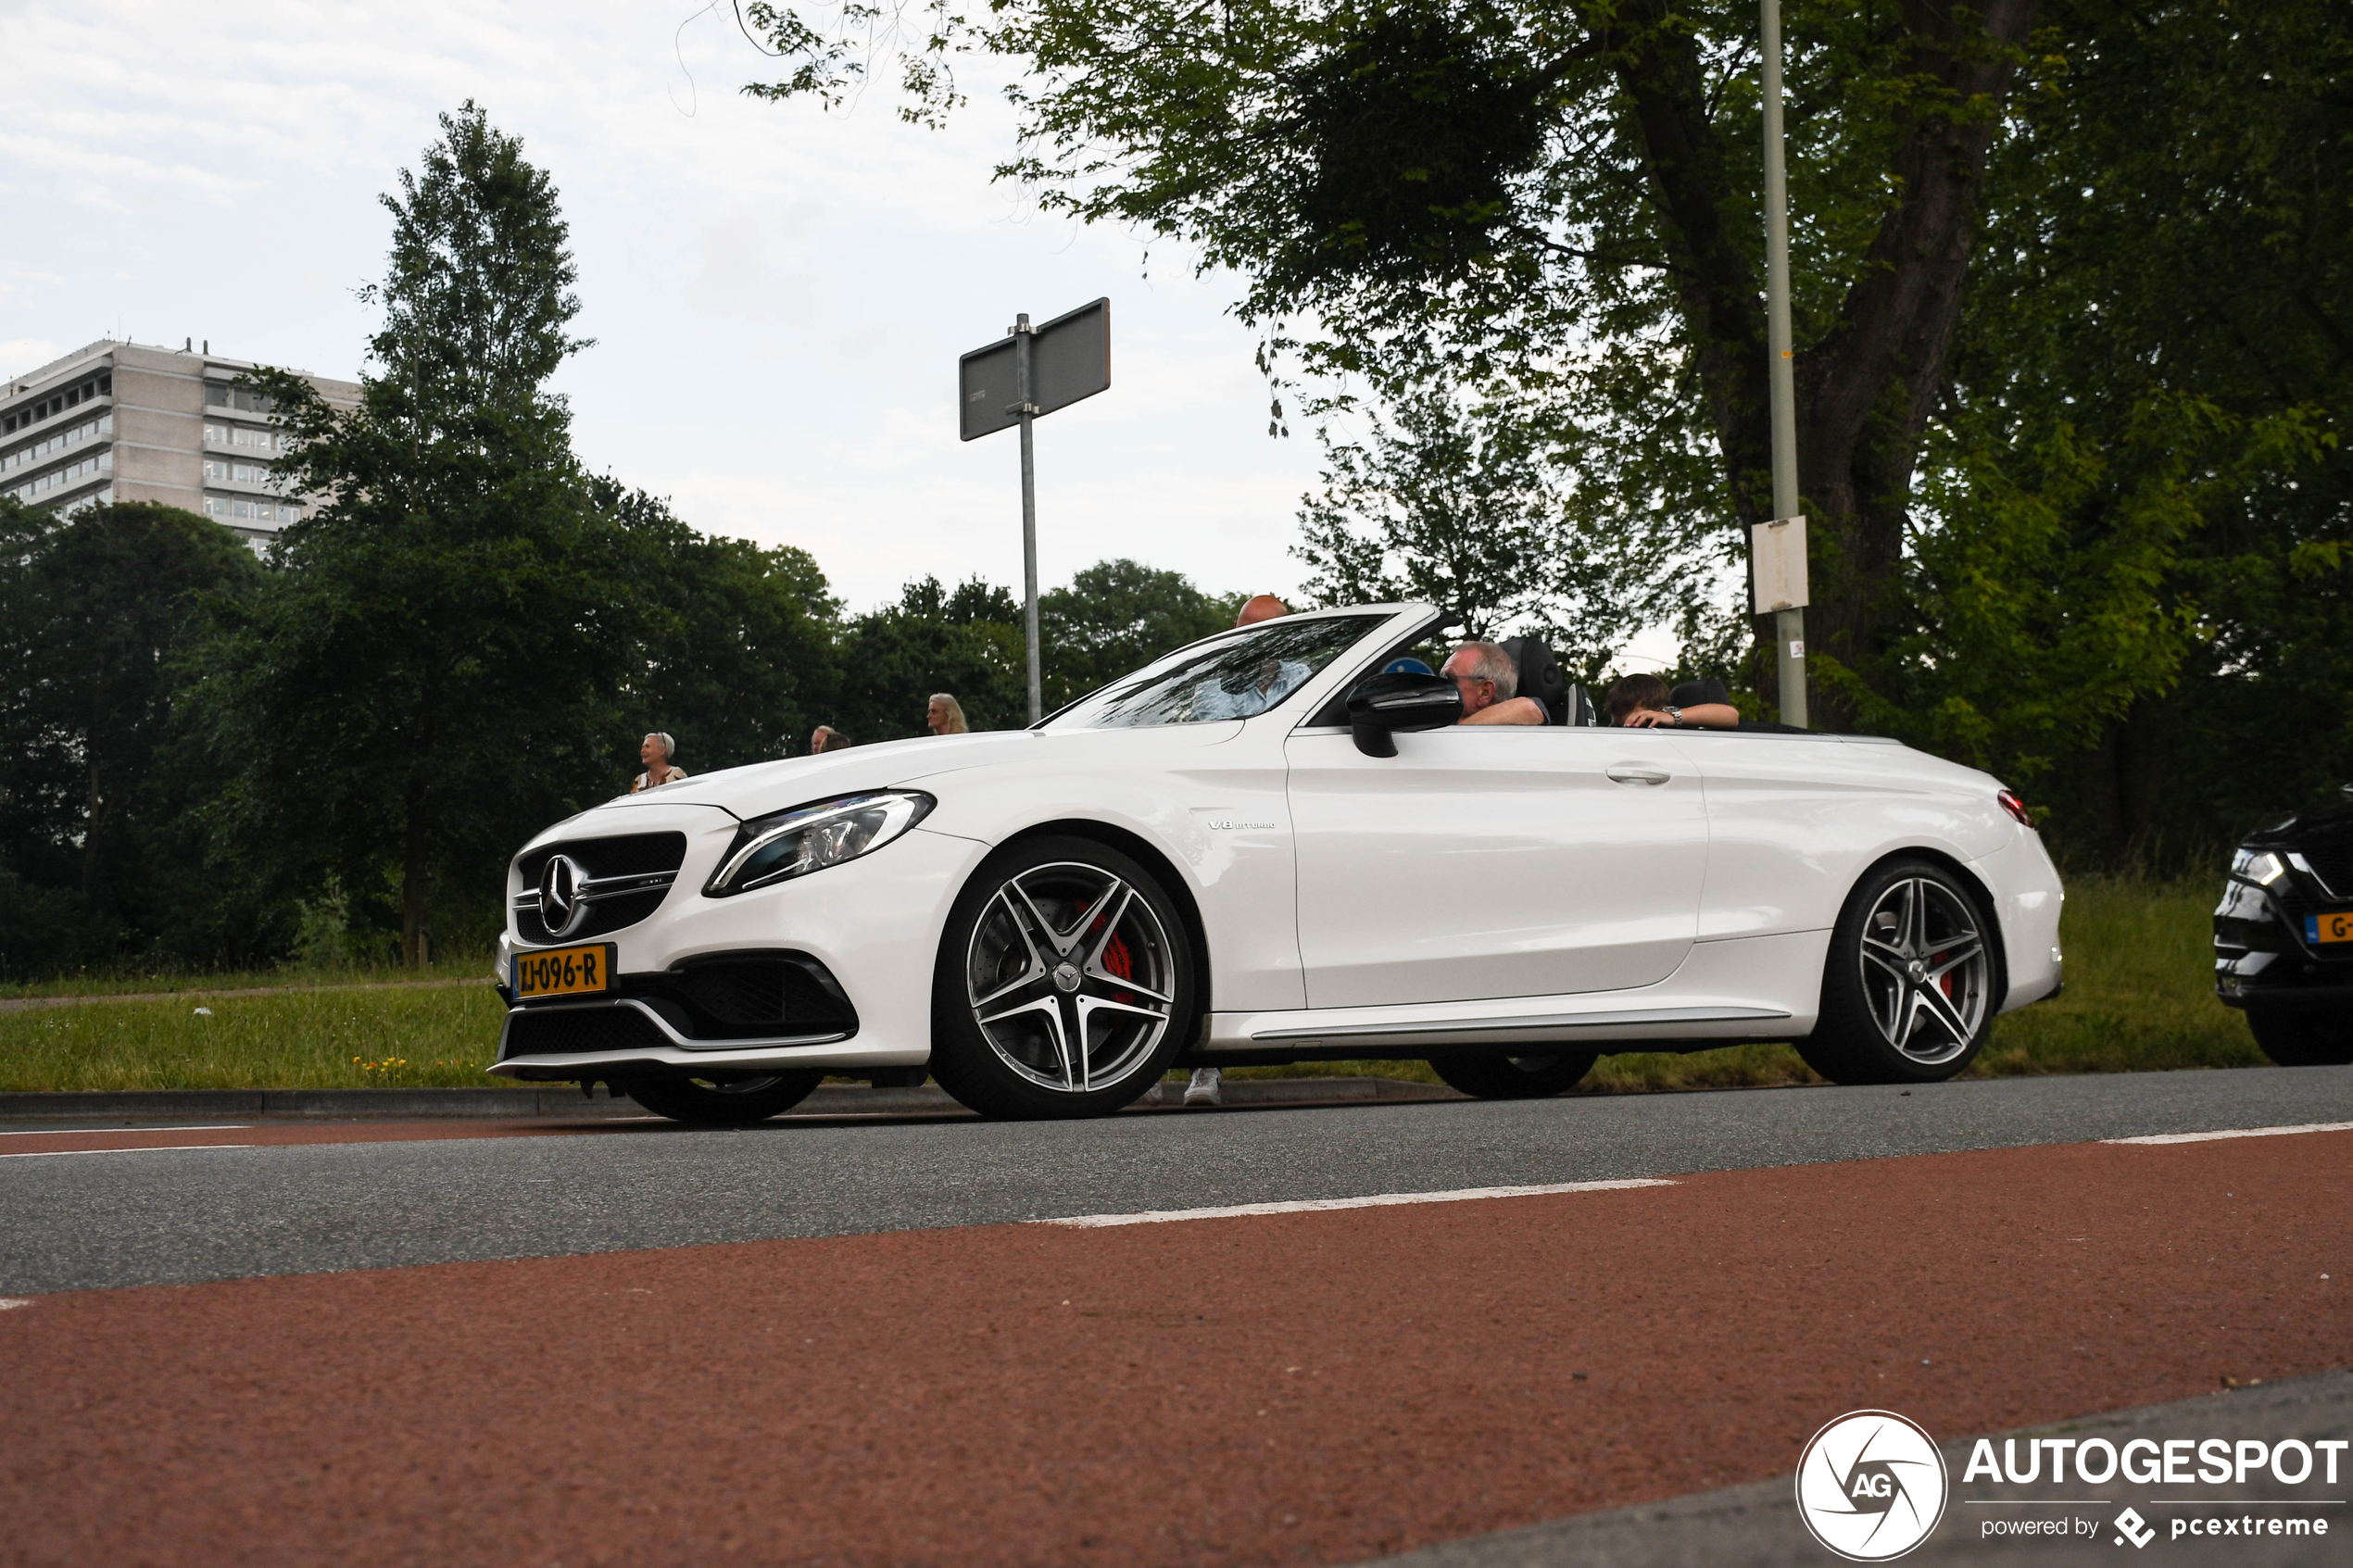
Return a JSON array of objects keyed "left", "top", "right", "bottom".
[{"left": 0, "top": 1076, "right": 1461, "bottom": 1122}]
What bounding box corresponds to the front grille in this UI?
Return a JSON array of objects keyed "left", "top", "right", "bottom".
[
  {"left": 502, "top": 1005, "right": 670, "bottom": 1060},
  {"left": 516, "top": 834, "right": 687, "bottom": 885},
  {"left": 2300, "top": 842, "right": 2353, "bottom": 899},
  {"left": 512, "top": 832, "right": 687, "bottom": 944}
]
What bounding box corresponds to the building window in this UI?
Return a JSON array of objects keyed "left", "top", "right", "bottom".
[{"left": 4, "top": 374, "right": 111, "bottom": 434}]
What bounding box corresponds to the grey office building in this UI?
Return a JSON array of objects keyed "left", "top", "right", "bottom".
[{"left": 1, "top": 339, "right": 359, "bottom": 548}]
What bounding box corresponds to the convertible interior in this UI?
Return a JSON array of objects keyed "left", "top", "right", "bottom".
[{"left": 1320, "top": 630, "right": 1800, "bottom": 733}]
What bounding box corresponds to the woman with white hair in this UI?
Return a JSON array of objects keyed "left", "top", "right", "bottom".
[
  {"left": 925, "top": 694, "right": 970, "bottom": 735},
  {"left": 632, "top": 732, "right": 689, "bottom": 792}
]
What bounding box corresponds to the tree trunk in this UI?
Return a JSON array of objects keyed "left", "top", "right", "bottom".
[
  {"left": 1593, "top": 0, "right": 2040, "bottom": 726},
  {"left": 1793, "top": 0, "right": 2041, "bottom": 728},
  {"left": 402, "top": 778, "right": 428, "bottom": 970}
]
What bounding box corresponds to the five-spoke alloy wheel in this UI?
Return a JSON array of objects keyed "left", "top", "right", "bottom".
[
  {"left": 1800, "top": 859, "right": 1999, "bottom": 1085},
  {"left": 930, "top": 836, "right": 1197, "bottom": 1119}
]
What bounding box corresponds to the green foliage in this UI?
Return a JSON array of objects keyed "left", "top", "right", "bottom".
[
  {"left": 0, "top": 498, "right": 264, "bottom": 974},
  {"left": 832, "top": 576, "right": 1028, "bottom": 742},
  {"left": 593, "top": 479, "right": 840, "bottom": 773},
  {"left": 1038, "top": 558, "right": 1240, "bottom": 709},
  {"left": 217, "top": 105, "right": 630, "bottom": 964},
  {"left": 1854, "top": 0, "right": 2353, "bottom": 866},
  {"left": 1293, "top": 373, "right": 1714, "bottom": 678}
]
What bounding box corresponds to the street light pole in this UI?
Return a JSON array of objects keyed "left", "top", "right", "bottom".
[{"left": 1760, "top": 0, "right": 1807, "bottom": 729}]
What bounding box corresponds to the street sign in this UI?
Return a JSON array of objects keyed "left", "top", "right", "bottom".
[
  {"left": 957, "top": 297, "right": 1113, "bottom": 721},
  {"left": 1751, "top": 514, "right": 1809, "bottom": 614},
  {"left": 958, "top": 297, "right": 1110, "bottom": 442}
]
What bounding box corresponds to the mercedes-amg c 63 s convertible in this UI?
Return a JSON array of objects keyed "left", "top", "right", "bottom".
[{"left": 490, "top": 604, "right": 2065, "bottom": 1123}]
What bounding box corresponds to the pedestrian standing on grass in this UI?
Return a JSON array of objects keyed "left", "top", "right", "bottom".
[
  {"left": 811, "top": 725, "right": 852, "bottom": 753},
  {"left": 631, "top": 732, "right": 688, "bottom": 793},
  {"left": 926, "top": 694, "right": 970, "bottom": 734}
]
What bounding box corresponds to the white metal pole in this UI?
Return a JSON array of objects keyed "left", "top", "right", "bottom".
[
  {"left": 1761, "top": 0, "right": 1807, "bottom": 729},
  {"left": 1014, "top": 312, "right": 1042, "bottom": 723}
]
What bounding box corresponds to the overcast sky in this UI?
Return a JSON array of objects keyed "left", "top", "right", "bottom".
[{"left": 0, "top": 0, "right": 1328, "bottom": 611}]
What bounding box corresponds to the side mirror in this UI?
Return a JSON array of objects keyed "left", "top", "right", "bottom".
[{"left": 1346, "top": 671, "right": 1463, "bottom": 757}]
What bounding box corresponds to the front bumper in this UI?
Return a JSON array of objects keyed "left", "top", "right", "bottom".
[
  {"left": 490, "top": 824, "right": 988, "bottom": 1080},
  {"left": 2212, "top": 873, "right": 2353, "bottom": 1007}
]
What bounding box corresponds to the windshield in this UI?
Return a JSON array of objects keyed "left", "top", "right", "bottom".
[{"left": 1054, "top": 615, "right": 1389, "bottom": 729}]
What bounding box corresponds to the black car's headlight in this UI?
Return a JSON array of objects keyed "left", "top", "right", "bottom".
[
  {"left": 703, "top": 791, "right": 935, "bottom": 897},
  {"left": 2232, "top": 847, "right": 2288, "bottom": 887}
]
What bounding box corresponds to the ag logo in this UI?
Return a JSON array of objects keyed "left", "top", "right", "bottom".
[{"left": 1794, "top": 1410, "right": 1949, "bottom": 1561}]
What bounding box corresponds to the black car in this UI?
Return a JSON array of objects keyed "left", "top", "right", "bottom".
[{"left": 2214, "top": 784, "right": 2353, "bottom": 1066}]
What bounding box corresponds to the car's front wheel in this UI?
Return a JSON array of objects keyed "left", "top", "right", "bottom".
[
  {"left": 1798, "top": 859, "right": 1999, "bottom": 1085},
  {"left": 1428, "top": 1051, "right": 1598, "bottom": 1098},
  {"left": 929, "top": 836, "right": 1197, "bottom": 1120},
  {"left": 2246, "top": 1006, "right": 2353, "bottom": 1067},
  {"left": 620, "top": 1073, "right": 824, "bottom": 1125}
]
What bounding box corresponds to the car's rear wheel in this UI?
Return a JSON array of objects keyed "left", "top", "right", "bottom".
[
  {"left": 620, "top": 1072, "right": 824, "bottom": 1125},
  {"left": 1428, "top": 1051, "right": 1598, "bottom": 1098},
  {"left": 929, "top": 836, "right": 1196, "bottom": 1120},
  {"left": 1798, "top": 859, "right": 1999, "bottom": 1085},
  {"left": 2246, "top": 1006, "right": 2353, "bottom": 1067}
]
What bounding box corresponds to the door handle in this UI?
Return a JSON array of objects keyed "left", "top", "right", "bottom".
[{"left": 1606, "top": 765, "right": 1671, "bottom": 786}]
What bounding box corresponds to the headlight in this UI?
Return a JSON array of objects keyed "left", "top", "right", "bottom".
[
  {"left": 2232, "top": 847, "right": 2288, "bottom": 886},
  {"left": 704, "top": 791, "right": 935, "bottom": 897}
]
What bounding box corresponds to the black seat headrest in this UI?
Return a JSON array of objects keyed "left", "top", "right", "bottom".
[
  {"left": 1670, "top": 677, "right": 1730, "bottom": 709},
  {"left": 1499, "top": 636, "right": 1567, "bottom": 724}
]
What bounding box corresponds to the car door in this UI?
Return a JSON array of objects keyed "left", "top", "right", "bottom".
[{"left": 1283, "top": 723, "right": 1709, "bottom": 1009}]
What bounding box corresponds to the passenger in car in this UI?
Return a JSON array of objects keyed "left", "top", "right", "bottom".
[
  {"left": 1604, "top": 673, "right": 1739, "bottom": 729},
  {"left": 1442, "top": 642, "right": 1547, "bottom": 725}
]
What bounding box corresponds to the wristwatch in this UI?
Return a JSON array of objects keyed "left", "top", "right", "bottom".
[{"left": 1663, "top": 705, "right": 1683, "bottom": 724}]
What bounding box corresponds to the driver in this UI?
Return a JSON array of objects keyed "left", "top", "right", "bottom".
[{"left": 1441, "top": 642, "right": 1546, "bottom": 725}]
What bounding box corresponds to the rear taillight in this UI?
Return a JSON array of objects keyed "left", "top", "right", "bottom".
[{"left": 1997, "top": 789, "right": 2032, "bottom": 827}]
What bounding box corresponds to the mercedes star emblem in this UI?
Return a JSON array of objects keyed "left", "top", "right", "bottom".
[{"left": 539, "top": 854, "right": 588, "bottom": 937}]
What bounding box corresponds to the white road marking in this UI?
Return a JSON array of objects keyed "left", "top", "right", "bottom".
[
  {"left": 0, "top": 1124, "right": 254, "bottom": 1136},
  {"left": 1036, "top": 1178, "right": 1677, "bottom": 1228},
  {"left": 0, "top": 1298, "right": 31, "bottom": 1311},
  {"left": 0, "top": 1144, "right": 254, "bottom": 1160},
  {"left": 2103, "top": 1122, "right": 2353, "bottom": 1147}
]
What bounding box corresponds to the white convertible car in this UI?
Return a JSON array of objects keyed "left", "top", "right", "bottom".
[{"left": 491, "top": 604, "right": 2064, "bottom": 1123}]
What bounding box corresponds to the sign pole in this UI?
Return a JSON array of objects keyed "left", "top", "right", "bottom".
[
  {"left": 1761, "top": 0, "right": 1807, "bottom": 729},
  {"left": 959, "top": 298, "right": 1108, "bottom": 728},
  {"left": 1014, "top": 312, "right": 1042, "bottom": 723}
]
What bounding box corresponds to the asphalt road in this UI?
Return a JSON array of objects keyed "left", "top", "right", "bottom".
[{"left": 6, "top": 1064, "right": 2351, "bottom": 1297}]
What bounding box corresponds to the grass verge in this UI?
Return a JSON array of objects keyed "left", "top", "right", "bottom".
[{"left": 0, "top": 878, "right": 2245, "bottom": 1094}]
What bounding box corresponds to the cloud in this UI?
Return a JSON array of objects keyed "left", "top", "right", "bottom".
[{"left": 0, "top": 0, "right": 1321, "bottom": 607}]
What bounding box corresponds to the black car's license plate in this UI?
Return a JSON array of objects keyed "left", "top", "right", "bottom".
[{"left": 514, "top": 943, "right": 617, "bottom": 998}]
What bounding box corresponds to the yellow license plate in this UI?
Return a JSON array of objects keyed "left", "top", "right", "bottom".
[
  {"left": 513, "top": 943, "right": 617, "bottom": 998},
  {"left": 2309, "top": 911, "right": 2353, "bottom": 945}
]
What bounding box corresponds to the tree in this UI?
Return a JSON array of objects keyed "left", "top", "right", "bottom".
[
  {"left": 832, "top": 577, "right": 1028, "bottom": 740},
  {"left": 740, "top": 0, "right": 2044, "bottom": 725},
  {"left": 597, "top": 479, "right": 843, "bottom": 774},
  {"left": 1292, "top": 372, "right": 1715, "bottom": 678},
  {"left": 1038, "top": 558, "right": 1239, "bottom": 708},
  {"left": 0, "top": 500, "right": 261, "bottom": 972},
  {"left": 226, "top": 104, "right": 629, "bottom": 965},
  {"left": 1871, "top": 0, "right": 2352, "bottom": 866}
]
